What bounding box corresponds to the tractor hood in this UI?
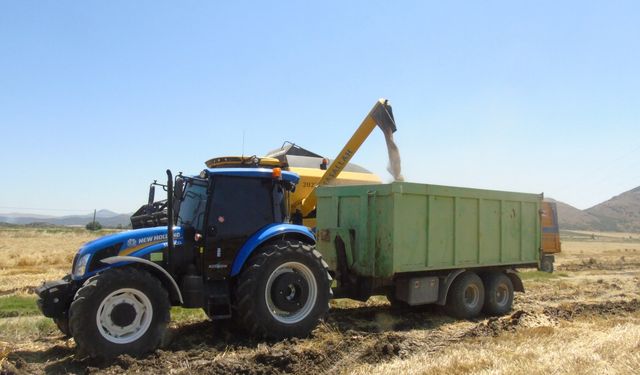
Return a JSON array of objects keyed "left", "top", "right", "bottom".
[{"left": 72, "top": 226, "right": 183, "bottom": 280}]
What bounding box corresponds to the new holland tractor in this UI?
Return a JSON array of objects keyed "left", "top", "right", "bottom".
[{"left": 35, "top": 99, "right": 397, "bottom": 359}]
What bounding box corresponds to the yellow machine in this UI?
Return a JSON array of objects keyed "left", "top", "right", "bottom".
[{"left": 205, "top": 99, "right": 397, "bottom": 227}]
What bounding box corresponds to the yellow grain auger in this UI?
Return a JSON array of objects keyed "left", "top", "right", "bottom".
[{"left": 205, "top": 99, "right": 398, "bottom": 227}]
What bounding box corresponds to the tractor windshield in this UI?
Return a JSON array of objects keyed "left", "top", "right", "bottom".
[{"left": 177, "top": 180, "right": 207, "bottom": 231}]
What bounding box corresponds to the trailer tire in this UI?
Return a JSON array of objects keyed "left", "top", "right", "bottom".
[
  {"left": 482, "top": 273, "right": 514, "bottom": 316},
  {"left": 235, "top": 240, "right": 331, "bottom": 339},
  {"left": 69, "top": 268, "right": 170, "bottom": 359},
  {"left": 444, "top": 272, "right": 484, "bottom": 319}
]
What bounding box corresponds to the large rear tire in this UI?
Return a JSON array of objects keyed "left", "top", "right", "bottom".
[
  {"left": 482, "top": 272, "right": 514, "bottom": 316},
  {"left": 445, "top": 272, "right": 484, "bottom": 319},
  {"left": 235, "top": 240, "right": 332, "bottom": 339},
  {"left": 69, "top": 268, "right": 170, "bottom": 359}
]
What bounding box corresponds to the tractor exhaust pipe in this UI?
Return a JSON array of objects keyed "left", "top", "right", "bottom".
[{"left": 166, "top": 169, "right": 174, "bottom": 273}]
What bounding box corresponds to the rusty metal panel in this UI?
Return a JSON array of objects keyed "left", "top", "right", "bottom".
[{"left": 541, "top": 201, "right": 562, "bottom": 254}]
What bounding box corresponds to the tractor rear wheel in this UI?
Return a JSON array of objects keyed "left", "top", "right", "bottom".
[
  {"left": 69, "top": 268, "right": 170, "bottom": 359},
  {"left": 445, "top": 272, "right": 485, "bottom": 319},
  {"left": 235, "top": 240, "right": 332, "bottom": 339}
]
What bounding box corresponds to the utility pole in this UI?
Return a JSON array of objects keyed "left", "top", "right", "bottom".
[{"left": 92, "top": 209, "right": 96, "bottom": 227}]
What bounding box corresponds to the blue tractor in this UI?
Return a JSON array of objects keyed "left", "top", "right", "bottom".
[{"left": 36, "top": 167, "right": 332, "bottom": 359}]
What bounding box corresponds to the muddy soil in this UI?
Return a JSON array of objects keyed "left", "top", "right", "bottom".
[
  {"left": 3, "top": 295, "right": 640, "bottom": 375},
  {"left": 3, "top": 236, "right": 640, "bottom": 375}
]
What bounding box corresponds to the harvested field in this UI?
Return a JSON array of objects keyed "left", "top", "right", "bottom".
[{"left": 1, "top": 228, "right": 640, "bottom": 374}]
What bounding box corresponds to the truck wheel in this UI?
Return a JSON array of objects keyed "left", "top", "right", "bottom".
[
  {"left": 54, "top": 317, "right": 71, "bottom": 337},
  {"left": 482, "top": 273, "right": 514, "bottom": 316},
  {"left": 69, "top": 268, "right": 170, "bottom": 359},
  {"left": 540, "top": 256, "right": 554, "bottom": 273},
  {"left": 235, "top": 240, "right": 332, "bottom": 339},
  {"left": 445, "top": 272, "right": 484, "bottom": 319}
]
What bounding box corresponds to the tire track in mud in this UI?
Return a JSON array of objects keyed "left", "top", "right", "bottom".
[{"left": 2, "top": 299, "right": 640, "bottom": 375}]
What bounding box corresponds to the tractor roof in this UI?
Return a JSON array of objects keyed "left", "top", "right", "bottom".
[{"left": 201, "top": 168, "right": 300, "bottom": 184}]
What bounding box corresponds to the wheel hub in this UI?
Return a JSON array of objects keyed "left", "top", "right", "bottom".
[
  {"left": 270, "top": 272, "right": 309, "bottom": 312},
  {"left": 495, "top": 284, "right": 508, "bottom": 305},
  {"left": 110, "top": 302, "right": 137, "bottom": 327},
  {"left": 264, "top": 261, "right": 318, "bottom": 324},
  {"left": 464, "top": 284, "right": 480, "bottom": 306},
  {"left": 96, "top": 288, "right": 153, "bottom": 344}
]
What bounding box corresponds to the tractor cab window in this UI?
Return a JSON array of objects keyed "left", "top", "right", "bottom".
[
  {"left": 177, "top": 180, "right": 208, "bottom": 231},
  {"left": 208, "top": 176, "right": 274, "bottom": 239}
]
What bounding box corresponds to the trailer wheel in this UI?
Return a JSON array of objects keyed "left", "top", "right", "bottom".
[
  {"left": 445, "top": 272, "right": 484, "bottom": 319},
  {"left": 235, "top": 240, "right": 331, "bottom": 339},
  {"left": 69, "top": 268, "right": 170, "bottom": 359},
  {"left": 482, "top": 273, "right": 514, "bottom": 316}
]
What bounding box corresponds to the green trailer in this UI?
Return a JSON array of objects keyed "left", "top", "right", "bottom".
[{"left": 316, "top": 182, "right": 555, "bottom": 318}]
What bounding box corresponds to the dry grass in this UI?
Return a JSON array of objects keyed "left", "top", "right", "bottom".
[
  {"left": 1, "top": 228, "right": 640, "bottom": 374},
  {"left": 351, "top": 313, "right": 640, "bottom": 375},
  {"left": 0, "top": 228, "right": 109, "bottom": 294}
]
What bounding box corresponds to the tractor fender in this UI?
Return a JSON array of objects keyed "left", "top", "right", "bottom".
[
  {"left": 230, "top": 223, "right": 316, "bottom": 277},
  {"left": 100, "top": 256, "right": 183, "bottom": 304},
  {"left": 436, "top": 269, "right": 467, "bottom": 305}
]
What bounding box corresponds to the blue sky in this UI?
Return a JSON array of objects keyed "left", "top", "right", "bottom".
[{"left": 1, "top": 1, "right": 639, "bottom": 215}]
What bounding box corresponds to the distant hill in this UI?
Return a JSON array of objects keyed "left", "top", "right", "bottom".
[
  {"left": 552, "top": 186, "right": 640, "bottom": 232},
  {"left": 585, "top": 186, "right": 640, "bottom": 232},
  {"left": 2, "top": 186, "right": 639, "bottom": 232},
  {"left": 546, "top": 198, "right": 601, "bottom": 231},
  {"left": 0, "top": 209, "right": 131, "bottom": 228}
]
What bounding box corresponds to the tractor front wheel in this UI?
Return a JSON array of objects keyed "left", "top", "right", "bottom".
[
  {"left": 54, "top": 317, "right": 70, "bottom": 337},
  {"left": 235, "top": 240, "right": 332, "bottom": 339},
  {"left": 69, "top": 268, "right": 170, "bottom": 359}
]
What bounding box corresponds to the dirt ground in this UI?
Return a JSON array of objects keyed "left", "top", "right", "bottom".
[{"left": 1, "top": 228, "right": 639, "bottom": 374}]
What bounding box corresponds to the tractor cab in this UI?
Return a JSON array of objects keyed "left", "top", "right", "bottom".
[{"left": 172, "top": 167, "right": 300, "bottom": 283}]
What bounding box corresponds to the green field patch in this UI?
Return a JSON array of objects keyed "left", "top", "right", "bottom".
[
  {"left": 0, "top": 295, "right": 40, "bottom": 318},
  {"left": 171, "top": 306, "right": 208, "bottom": 322}
]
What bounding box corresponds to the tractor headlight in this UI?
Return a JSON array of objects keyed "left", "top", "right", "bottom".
[{"left": 73, "top": 253, "right": 91, "bottom": 278}]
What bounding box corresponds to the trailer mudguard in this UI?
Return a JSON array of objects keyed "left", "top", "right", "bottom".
[
  {"left": 101, "top": 256, "right": 184, "bottom": 304},
  {"left": 230, "top": 223, "right": 316, "bottom": 277}
]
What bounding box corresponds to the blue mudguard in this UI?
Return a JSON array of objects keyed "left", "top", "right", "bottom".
[{"left": 230, "top": 223, "right": 315, "bottom": 277}]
